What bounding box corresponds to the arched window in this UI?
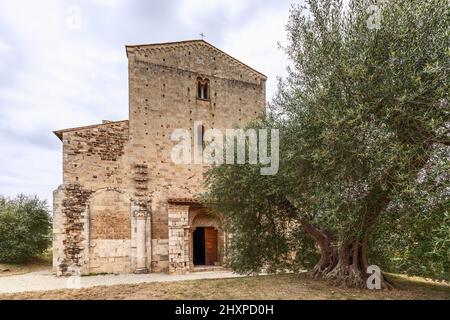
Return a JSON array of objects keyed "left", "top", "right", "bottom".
[{"left": 197, "top": 78, "right": 210, "bottom": 100}]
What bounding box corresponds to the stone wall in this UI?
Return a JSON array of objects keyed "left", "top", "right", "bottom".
[
  {"left": 88, "top": 189, "right": 133, "bottom": 274},
  {"left": 53, "top": 185, "right": 150, "bottom": 275},
  {"left": 54, "top": 41, "right": 265, "bottom": 275},
  {"left": 167, "top": 204, "right": 190, "bottom": 274},
  {"left": 52, "top": 186, "right": 64, "bottom": 274},
  {"left": 126, "top": 41, "right": 266, "bottom": 272},
  {"left": 54, "top": 120, "right": 134, "bottom": 276},
  {"left": 62, "top": 120, "right": 129, "bottom": 189},
  {"left": 90, "top": 190, "right": 131, "bottom": 240},
  {"left": 53, "top": 184, "right": 93, "bottom": 276}
]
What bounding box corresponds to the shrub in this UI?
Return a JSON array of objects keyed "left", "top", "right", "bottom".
[{"left": 0, "top": 194, "right": 52, "bottom": 263}]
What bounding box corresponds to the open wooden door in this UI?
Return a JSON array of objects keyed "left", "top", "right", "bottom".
[{"left": 204, "top": 227, "right": 218, "bottom": 265}]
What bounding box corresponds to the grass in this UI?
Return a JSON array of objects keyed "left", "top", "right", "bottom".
[
  {"left": 0, "top": 251, "right": 52, "bottom": 277},
  {"left": 0, "top": 273, "right": 449, "bottom": 300}
]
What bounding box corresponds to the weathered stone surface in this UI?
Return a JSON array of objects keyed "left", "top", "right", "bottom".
[
  {"left": 53, "top": 40, "right": 265, "bottom": 275},
  {"left": 59, "top": 184, "right": 93, "bottom": 276}
]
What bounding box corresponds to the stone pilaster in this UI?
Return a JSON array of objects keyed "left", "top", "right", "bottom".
[
  {"left": 52, "top": 185, "right": 65, "bottom": 275},
  {"left": 132, "top": 162, "right": 151, "bottom": 274},
  {"left": 133, "top": 202, "right": 151, "bottom": 274},
  {"left": 135, "top": 213, "right": 148, "bottom": 273}
]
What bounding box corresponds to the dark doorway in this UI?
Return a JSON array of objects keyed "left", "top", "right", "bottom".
[
  {"left": 193, "top": 227, "right": 205, "bottom": 265},
  {"left": 193, "top": 227, "right": 218, "bottom": 266}
]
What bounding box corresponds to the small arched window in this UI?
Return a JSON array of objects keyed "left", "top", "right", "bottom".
[{"left": 197, "top": 77, "right": 210, "bottom": 100}]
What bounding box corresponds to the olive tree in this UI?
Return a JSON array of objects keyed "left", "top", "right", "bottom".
[
  {"left": 203, "top": 0, "right": 449, "bottom": 287},
  {"left": 0, "top": 195, "right": 52, "bottom": 263}
]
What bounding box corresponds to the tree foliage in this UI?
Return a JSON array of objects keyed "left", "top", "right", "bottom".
[
  {"left": 0, "top": 194, "right": 52, "bottom": 263},
  {"left": 369, "top": 145, "right": 449, "bottom": 280},
  {"left": 203, "top": 0, "right": 449, "bottom": 286}
]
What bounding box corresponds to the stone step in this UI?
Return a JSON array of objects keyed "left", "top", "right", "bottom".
[{"left": 193, "top": 265, "right": 227, "bottom": 273}]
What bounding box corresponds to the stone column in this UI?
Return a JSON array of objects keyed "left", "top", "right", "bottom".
[{"left": 135, "top": 210, "right": 149, "bottom": 274}]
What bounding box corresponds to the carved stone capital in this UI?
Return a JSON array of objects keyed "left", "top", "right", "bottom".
[
  {"left": 132, "top": 201, "right": 152, "bottom": 219},
  {"left": 134, "top": 210, "right": 149, "bottom": 219}
]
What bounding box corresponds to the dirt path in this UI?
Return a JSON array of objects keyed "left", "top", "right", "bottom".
[
  {"left": 0, "top": 269, "right": 245, "bottom": 294},
  {"left": 1, "top": 273, "right": 449, "bottom": 300}
]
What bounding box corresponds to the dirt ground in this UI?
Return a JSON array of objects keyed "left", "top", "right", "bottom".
[
  {"left": 1, "top": 273, "right": 448, "bottom": 300},
  {"left": 0, "top": 255, "right": 51, "bottom": 277}
]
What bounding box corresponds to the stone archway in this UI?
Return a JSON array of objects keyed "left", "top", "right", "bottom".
[{"left": 189, "top": 208, "right": 224, "bottom": 269}]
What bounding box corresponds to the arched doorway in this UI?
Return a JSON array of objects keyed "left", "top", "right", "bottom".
[{"left": 190, "top": 209, "right": 222, "bottom": 268}]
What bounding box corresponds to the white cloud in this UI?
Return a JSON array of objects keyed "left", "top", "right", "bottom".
[
  {"left": 177, "top": 0, "right": 248, "bottom": 27},
  {"left": 91, "top": 0, "right": 124, "bottom": 9},
  {"left": 0, "top": 0, "right": 293, "bottom": 206},
  {"left": 0, "top": 39, "right": 13, "bottom": 52},
  {"left": 221, "top": 2, "right": 292, "bottom": 101}
]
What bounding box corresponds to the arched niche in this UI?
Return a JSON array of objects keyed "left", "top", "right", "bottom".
[{"left": 87, "top": 188, "right": 133, "bottom": 274}]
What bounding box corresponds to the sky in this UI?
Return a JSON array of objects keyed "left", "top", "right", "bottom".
[{"left": 0, "top": 0, "right": 294, "bottom": 207}]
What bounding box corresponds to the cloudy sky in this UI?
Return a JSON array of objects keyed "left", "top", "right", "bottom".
[{"left": 0, "top": 0, "right": 293, "bottom": 206}]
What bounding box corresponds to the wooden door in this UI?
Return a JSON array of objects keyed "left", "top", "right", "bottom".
[{"left": 204, "top": 227, "right": 218, "bottom": 265}]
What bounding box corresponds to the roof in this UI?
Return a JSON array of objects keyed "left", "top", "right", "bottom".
[
  {"left": 54, "top": 41, "right": 265, "bottom": 142},
  {"left": 125, "top": 39, "right": 267, "bottom": 80},
  {"left": 53, "top": 120, "right": 128, "bottom": 141}
]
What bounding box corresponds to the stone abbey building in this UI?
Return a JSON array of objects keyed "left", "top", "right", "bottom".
[{"left": 53, "top": 40, "right": 266, "bottom": 276}]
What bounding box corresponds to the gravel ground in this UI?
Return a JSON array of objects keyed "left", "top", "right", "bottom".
[
  {"left": 0, "top": 269, "right": 245, "bottom": 294},
  {"left": 2, "top": 273, "right": 449, "bottom": 300}
]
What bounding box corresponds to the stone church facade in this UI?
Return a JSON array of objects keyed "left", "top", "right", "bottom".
[{"left": 53, "top": 40, "right": 266, "bottom": 276}]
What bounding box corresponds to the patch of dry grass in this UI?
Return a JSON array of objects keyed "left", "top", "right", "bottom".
[
  {"left": 1, "top": 273, "right": 449, "bottom": 300},
  {"left": 0, "top": 252, "right": 52, "bottom": 277}
]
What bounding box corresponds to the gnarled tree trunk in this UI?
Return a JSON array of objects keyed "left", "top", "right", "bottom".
[
  {"left": 284, "top": 199, "right": 392, "bottom": 289},
  {"left": 300, "top": 222, "right": 394, "bottom": 289}
]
